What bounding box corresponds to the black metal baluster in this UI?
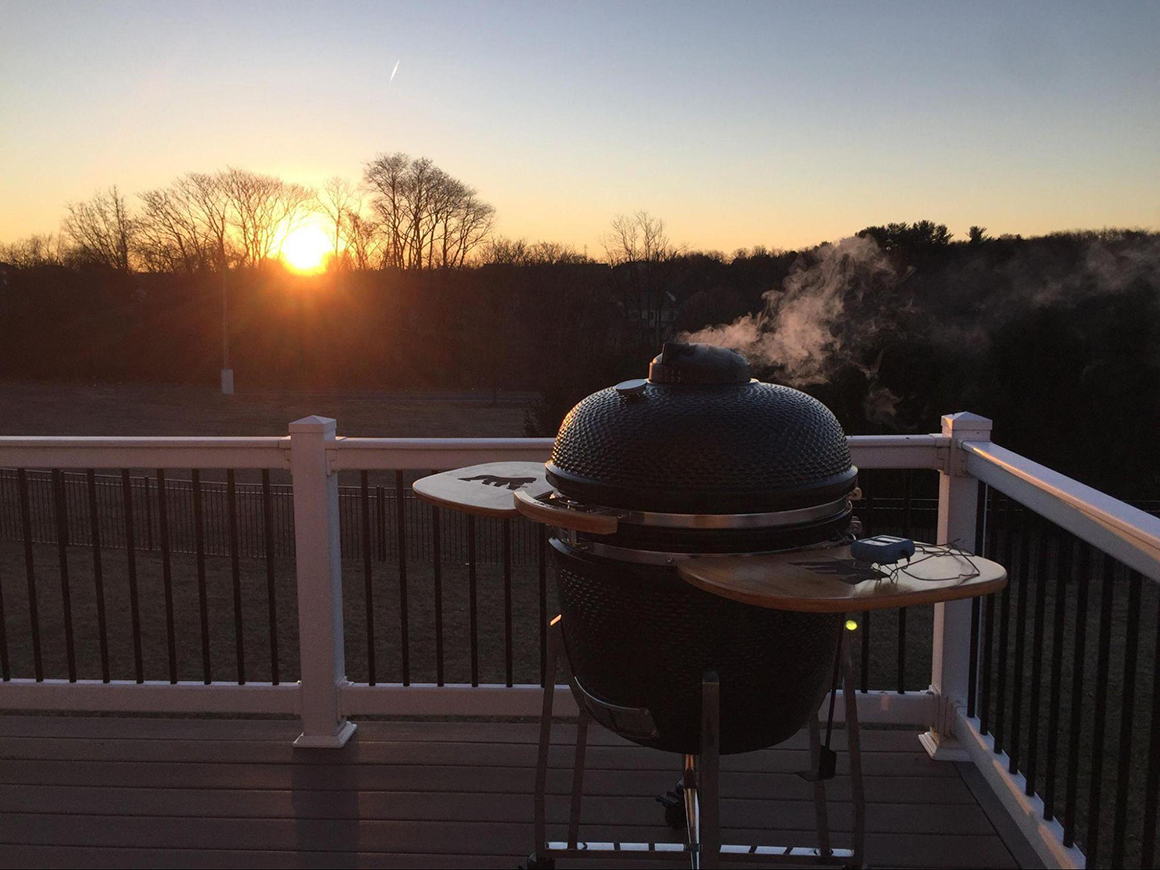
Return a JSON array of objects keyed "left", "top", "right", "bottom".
[
  {"left": 503, "top": 517, "right": 513, "bottom": 687},
  {"left": 1007, "top": 506, "right": 1030, "bottom": 774},
  {"left": 0, "top": 501, "right": 8, "bottom": 680},
  {"left": 360, "top": 471, "right": 376, "bottom": 686},
  {"left": 261, "top": 470, "right": 279, "bottom": 685},
  {"left": 979, "top": 488, "right": 998, "bottom": 736},
  {"left": 227, "top": 470, "right": 245, "bottom": 684},
  {"left": 1110, "top": 569, "right": 1142, "bottom": 869},
  {"left": 1140, "top": 593, "right": 1160, "bottom": 869},
  {"left": 538, "top": 524, "right": 548, "bottom": 688},
  {"left": 156, "top": 470, "right": 177, "bottom": 683},
  {"left": 993, "top": 496, "right": 1014, "bottom": 756},
  {"left": 121, "top": 470, "right": 144, "bottom": 682},
  {"left": 468, "top": 513, "right": 479, "bottom": 687},
  {"left": 967, "top": 481, "right": 987, "bottom": 718},
  {"left": 18, "top": 470, "right": 43, "bottom": 681},
  {"left": 83, "top": 473, "right": 109, "bottom": 681},
  {"left": 377, "top": 485, "right": 387, "bottom": 561},
  {"left": 992, "top": 496, "right": 1014, "bottom": 756},
  {"left": 50, "top": 471, "right": 76, "bottom": 682},
  {"left": 860, "top": 475, "right": 873, "bottom": 692},
  {"left": 141, "top": 476, "right": 153, "bottom": 551},
  {"left": 431, "top": 491, "right": 444, "bottom": 687},
  {"left": 1024, "top": 514, "right": 1050, "bottom": 796},
  {"left": 1084, "top": 554, "right": 1116, "bottom": 863},
  {"left": 1044, "top": 532, "right": 1073, "bottom": 821},
  {"left": 191, "top": 470, "right": 211, "bottom": 684},
  {"left": 1063, "top": 543, "right": 1092, "bottom": 847},
  {"left": 0, "top": 539, "right": 6, "bottom": 681},
  {"left": 395, "top": 470, "right": 410, "bottom": 686}
]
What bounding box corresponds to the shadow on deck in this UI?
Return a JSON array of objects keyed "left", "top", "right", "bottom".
[{"left": 0, "top": 716, "right": 1038, "bottom": 868}]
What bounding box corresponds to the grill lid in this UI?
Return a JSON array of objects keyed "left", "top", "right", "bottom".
[{"left": 546, "top": 342, "right": 857, "bottom": 514}]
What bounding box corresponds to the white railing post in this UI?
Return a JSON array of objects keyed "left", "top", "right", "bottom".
[
  {"left": 921, "top": 412, "right": 992, "bottom": 761},
  {"left": 289, "top": 416, "right": 356, "bottom": 748}
]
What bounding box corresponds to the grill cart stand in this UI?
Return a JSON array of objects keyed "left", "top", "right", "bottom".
[{"left": 526, "top": 617, "right": 865, "bottom": 870}]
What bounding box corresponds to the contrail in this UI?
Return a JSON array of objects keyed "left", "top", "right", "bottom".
[{"left": 390, "top": 60, "right": 400, "bottom": 83}]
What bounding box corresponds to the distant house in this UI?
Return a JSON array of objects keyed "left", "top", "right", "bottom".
[
  {"left": 0, "top": 262, "right": 14, "bottom": 291},
  {"left": 612, "top": 289, "right": 680, "bottom": 333}
]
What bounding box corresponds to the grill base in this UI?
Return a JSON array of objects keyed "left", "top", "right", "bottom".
[{"left": 553, "top": 539, "right": 843, "bottom": 755}]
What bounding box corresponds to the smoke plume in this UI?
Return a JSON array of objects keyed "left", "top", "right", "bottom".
[{"left": 681, "top": 235, "right": 898, "bottom": 386}]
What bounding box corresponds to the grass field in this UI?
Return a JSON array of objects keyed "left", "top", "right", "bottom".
[{"left": 0, "top": 381, "right": 531, "bottom": 437}]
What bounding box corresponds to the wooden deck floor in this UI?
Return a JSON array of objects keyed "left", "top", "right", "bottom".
[{"left": 0, "top": 715, "right": 1034, "bottom": 868}]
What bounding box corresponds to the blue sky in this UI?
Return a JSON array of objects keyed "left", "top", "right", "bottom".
[{"left": 2, "top": 0, "right": 1158, "bottom": 252}]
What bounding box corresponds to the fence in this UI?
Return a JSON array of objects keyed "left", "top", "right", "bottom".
[{"left": 0, "top": 468, "right": 548, "bottom": 564}]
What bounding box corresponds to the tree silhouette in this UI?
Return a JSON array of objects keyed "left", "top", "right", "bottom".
[
  {"left": 317, "top": 176, "right": 362, "bottom": 269},
  {"left": 364, "top": 153, "right": 494, "bottom": 270},
  {"left": 603, "top": 210, "right": 682, "bottom": 346},
  {"left": 61, "top": 186, "right": 136, "bottom": 272}
]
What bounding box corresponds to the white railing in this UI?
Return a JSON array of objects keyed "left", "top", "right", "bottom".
[
  {"left": 0, "top": 417, "right": 952, "bottom": 737},
  {"left": 2, "top": 412, "right": 1159, "bottom": 868}
]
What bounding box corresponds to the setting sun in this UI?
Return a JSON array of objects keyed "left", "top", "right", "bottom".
[{"left": 281, "top": 224, "right": 332, "bottom": 274}]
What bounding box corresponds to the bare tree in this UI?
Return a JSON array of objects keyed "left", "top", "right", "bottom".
[
  {"left": 603, "top": 210, "right": 682, "bottom": 344},
  {"left": 317, "top": 176, "right": 362, "bottom": 268},
  {"left": 364, "top": 152, "right": 410, "bottom": 269},
  {"left": 480, "top": 237, "right": 586, "bottom": 266},
  {"left": 174, "top": 172, "right": 233, "bottom": 273},
  {"left": 61, "top": 186, "right": 137, "bottom": 272},
  {"left": 220, "top": 168, "right": 315, "bottom": 268},
  {"left": 0, "top": 233, "right": 62, "bottom": 268},
  {"left": 480, "top": 237, "right": 532, "bottom": 266},
  {"left": 444, "top": 184, "right": 495, "bottom": 268},
  {"left": 343, "top": 211, "right": 383, "bottom": 271},
  {"left": 364, "top": 153, "right": 493, "bottom": 270},
  {"left": 136, "top": 183, "right": 216, "bottom": 273}
]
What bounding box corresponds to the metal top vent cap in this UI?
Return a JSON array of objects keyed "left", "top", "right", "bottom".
[{"left": 648, "top": 342, "right": 751, "bottom": 386}]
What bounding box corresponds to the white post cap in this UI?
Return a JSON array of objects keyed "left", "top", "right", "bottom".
[{"left": 289, "top": 416, "right": 337, "bottom": 435}]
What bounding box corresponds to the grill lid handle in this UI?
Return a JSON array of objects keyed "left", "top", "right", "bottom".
[
  {"left": 514, "top": 489, "right": 619, "bottom": 534},
  {"left": 648, "top": 342, "right": 750, "bottom": 386}
]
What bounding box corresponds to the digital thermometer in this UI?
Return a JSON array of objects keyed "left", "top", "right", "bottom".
[{"left": 850, "top": 535, "right": 916, "bottom": 564}]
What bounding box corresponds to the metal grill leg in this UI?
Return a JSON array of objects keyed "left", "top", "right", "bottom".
[
  {"left": 809, "top": 704, "right": 833, "bottom": 856},
  {"left": 842, "top": 635, "right": 866, "bottom": 869},
  {"left": 683, "top": 754, "right": 700, "bottom": 869},
  {"left": 700, "top": 671, "right": 721, "bottom": 869},
  {"left": 567, "top": 707, "right": 589, "bottom": 849},
  {"left": 530, "top": 616, "right": 562, "bottom": 869}
]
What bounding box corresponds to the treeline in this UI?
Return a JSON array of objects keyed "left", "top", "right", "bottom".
[
  {"left": 1, "top": 222, "right": 1158, "bottom": 500},
  {"left": 0, "top": 153, "right": 498, "bottom": 274}
]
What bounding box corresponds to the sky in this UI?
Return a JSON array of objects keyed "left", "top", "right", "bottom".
[{"left": 2, "top": 0, "right": 1159, "bottom": 254}]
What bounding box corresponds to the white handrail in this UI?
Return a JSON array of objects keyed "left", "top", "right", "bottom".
[
  {"left": 0, "top": 432, "right": 953, "bottom": 473},
  {"left": 332, "top": 436, "right": 555, "bottom": 470},
  {"left": 0, "top": 436, "right": 289, "bottom": 469},
  {"left": 848, "top": 433, "right": 948, "bottom": 469},
  {"left": 962, "top": 440, "right": 1160, "bottom": 582},
  {"left": 330, "top": 433, "right": 951, "bottom": 471}
]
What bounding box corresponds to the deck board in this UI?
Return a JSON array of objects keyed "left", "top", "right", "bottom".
[{"left": 0, "top": 715, "right": 1025, "bottom": 868}]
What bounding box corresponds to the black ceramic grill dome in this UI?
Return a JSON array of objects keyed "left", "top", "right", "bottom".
[
  {"left": 547, "top": 343, "right": 856, "bottom": 755},
  {"left": 547, "top": 344, "right": 856, "bottom": 514}
]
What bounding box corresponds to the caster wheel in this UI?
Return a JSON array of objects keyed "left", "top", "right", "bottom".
[{"left": 522, "top": 853, "right": 555, "bottom": 869}]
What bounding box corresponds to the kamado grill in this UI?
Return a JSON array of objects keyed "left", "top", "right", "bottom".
[
  {"left": 520, "top": 342, "right": 857, "bottom": 755},
  {"left": 412, "top": 342, "right": 1007, "bottom": 870}
]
